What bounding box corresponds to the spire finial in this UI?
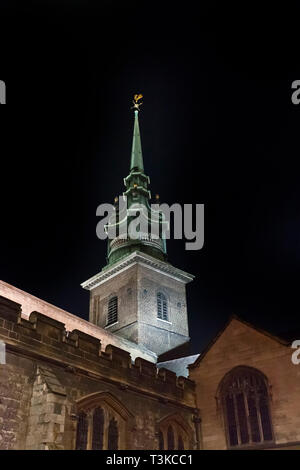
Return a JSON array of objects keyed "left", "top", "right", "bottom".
[{"left": 131, "top": 93, "right": 143, "bottom": 112}]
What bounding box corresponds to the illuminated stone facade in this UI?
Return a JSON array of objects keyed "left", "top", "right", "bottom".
[
  {"left": 0, "top": 292, "right": 198, "bottom": 450},
  {"left": 0, "top": 285, "right": 299, "bottom": 450},
  {"left": 84, "top": 252, "right": 192, "bottom": 356},
  {"left": 1, "top": 109, "right": 299, "bottom": 451}
]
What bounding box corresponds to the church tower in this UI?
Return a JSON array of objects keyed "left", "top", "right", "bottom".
[{"left": 81, "top": 98, "right": 194, "bottom": 357}]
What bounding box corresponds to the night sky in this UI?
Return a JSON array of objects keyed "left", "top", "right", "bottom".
[{"left": 1, "top": 3, "right": 300, "bottom": 354}]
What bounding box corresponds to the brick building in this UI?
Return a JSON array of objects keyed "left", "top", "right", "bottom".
[{"left": 0, "top": 105, "right": 299, "bottom": 450}]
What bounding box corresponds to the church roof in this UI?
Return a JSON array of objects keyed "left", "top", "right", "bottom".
[
  {"left": 157, "top": 354, "right": 200, "bottom": 378},
  {"left": 189, "top": 314, "right": 291, "bottom": 370}
]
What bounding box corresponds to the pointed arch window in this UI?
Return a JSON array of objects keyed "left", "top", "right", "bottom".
[
  {"left": 92, "top": 407, "right": 104, "bottom": 450},
  {"left": 107, "top": 296, "right": 118, "bottom": 326},
  {"left": 158, "top": 416, "right": 192, "bottom": 450},
  {"left": 108, "top": 417, "right": 119, "bottom": 450},
  {"left": 220, "top": 366, "right": 274, "bottom": 448},
  {"left": 158, "top": 430, "right": 164, "bottom": 450},
  {"left": 157, "top": 292, "right": 168, "bottom": 321},
  {"left": 75, "top": 392, "right": 131, "bottom": 450},
  {"left": 167, "top": 425, "right": 175, "bottom": 450},
  {"left": 76, "top": 411, "right": 88, "bottom": 450},
  {"left": 178, "top": 435, "right": 185, "bottom": 450}
]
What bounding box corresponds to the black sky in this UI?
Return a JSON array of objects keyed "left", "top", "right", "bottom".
[{"left": 1, "top": 2, "right": 300, "bottom": 354}]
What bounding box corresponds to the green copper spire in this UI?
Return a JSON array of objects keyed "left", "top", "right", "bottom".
[
  {"left": 104, "top": 95, "right": 167, "bottom": 266},
  {"left": 130, "top": 110, "right": 144, "bottom": 172}
]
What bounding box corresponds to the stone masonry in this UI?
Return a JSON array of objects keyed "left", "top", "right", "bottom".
[{"left": 0, "top": 293, "right": 198, "bottom": 450}]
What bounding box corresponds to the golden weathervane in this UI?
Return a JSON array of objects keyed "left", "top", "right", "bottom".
[{"left": 131, "top": 93, "right": 143, "bottom": 111}]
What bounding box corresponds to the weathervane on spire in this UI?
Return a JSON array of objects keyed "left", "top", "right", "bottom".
[{"left": 131, "top": 94, "right": 143, "bottom": 111}]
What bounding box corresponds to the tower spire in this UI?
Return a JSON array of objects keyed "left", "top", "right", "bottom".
[
  {"left": 130, "top": 110, "right": 144, "bottom": 172},
  {"left": 82, "top": 93, "right": 193, "bottom": 358},
  {"left": 104, "top": 94, "right": 167, "bottom": 266}
]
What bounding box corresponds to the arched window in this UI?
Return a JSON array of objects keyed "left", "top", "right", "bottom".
[
  {"left": 108, "top": 417, "right": 119, "bottom": 450},
  {"left": 158, "top": 415, "right": 192, "bottom": 450},
  {"left": 76, "top": 411, "right": 88, "bottom": 450},
  {"left": 107, "top": 296, "right": 118, "bottom": 326},
  {"left": 92, "top": 407, "right": 104, "bottom": 450},
  {"left": 75, "top": 392, "right": 132, "bottom": 450},
  {"left": 167, "top": 425, "right": 175, "bottom": 450},
  {"left": 220, "top": 366, "right": 273, "bottom": 448},
  {"left": 158, "top": 430, "right": 164, "bottom": 450},
  {"left": 178, "top": 435, "right": 185, "bottom": 450},
  {"left": 157, "top": 292, "right": 168, "bottom": 321}
]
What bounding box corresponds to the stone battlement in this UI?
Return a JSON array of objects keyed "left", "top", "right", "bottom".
[
  {"left": 0, "top": 295, "right": 195, "bottom": 406},
  {"left": 0, "top": 280, "right": 156, "bottom": 363}
]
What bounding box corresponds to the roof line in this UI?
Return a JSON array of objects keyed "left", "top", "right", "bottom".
[{"left": 189, "top": 314, "right": 291, "bottom": 369}]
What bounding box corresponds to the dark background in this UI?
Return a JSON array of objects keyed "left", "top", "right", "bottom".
[{"left": 0, "top": 2, "right": 299, "bottom": 354}]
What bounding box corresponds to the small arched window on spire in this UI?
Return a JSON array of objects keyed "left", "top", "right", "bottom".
[
  {"left": 157, "top": 292, "right": 168, "bottom": 321},
  {"left": 107, "top": 296, "right": 118, "bottom": 326}
]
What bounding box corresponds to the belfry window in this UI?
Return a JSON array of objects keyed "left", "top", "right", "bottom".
[
  {"left": 157, "top": 292, "right": 168, "bottom": 321},
  {"left": 220, "top": 366, "right": 274, "bottom": 448},
  {"left": 107, "top": 296, "right": 118, "bottom": 326}
]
